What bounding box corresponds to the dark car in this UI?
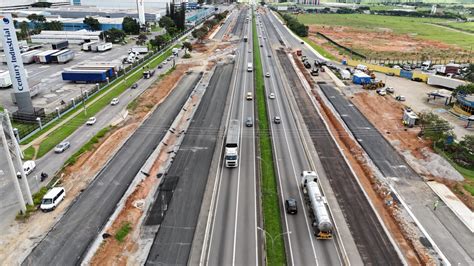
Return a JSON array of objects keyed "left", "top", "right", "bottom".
[
  {"left": 131, "top": 83, "right": 138, "bottom": 89},
  {"left": 285, "top": 198, "right": 298, "bottom": 214},
  {"left": 245, "top": 117, "right": 253, "bottom": 127}
]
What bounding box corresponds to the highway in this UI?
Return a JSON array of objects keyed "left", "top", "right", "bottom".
[
  {"left": 145, "top": 63, "right": 234, "bottom": 265},
  {"left": 0, "top": 56, "right": 179, "bottom": 232},
  {"left": 256, "top": 10, "right": 342, "bottom": 266},
  {"left": 206, "top": 7, "right": 261, "bottom": 266},
  {"left": 22, "top": 72, "right": 202, "bottom": 265}
]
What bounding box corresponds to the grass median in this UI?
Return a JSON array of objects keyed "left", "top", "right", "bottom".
[
  {"left": 301, "top": 37, "right": 336, "bottom": 61},
  {"left": 30, "top": 45, "right": 176, "bottom": 159},
  {"left": 253, "top": 11, "right": 286, "bottom": 265}
]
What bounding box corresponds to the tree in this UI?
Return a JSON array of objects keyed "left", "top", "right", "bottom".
[
  {"left": 136, "top": 33, "right": 147, "bottom": 45},
  {"left": 183, "top": 41, "right": 192, "bottom": 52},
  {"left": 418, "top": 112, "right": 454, "bottom": 146},
  {"left": 177, "top": 2, "right": 186, "bottom": 31},
  {"left": 150, "top": 35, "right": 167, "bottom": 49},
  {"left": 194, "top": 28, "right": 207, "bottom": 43},
  {"left": 100, "top": 28, "right": 126, "bottom": 43},
  {"left": 452, "top": 83, "right": 474, "bottom": 97},
  {"left": 83, "top": 16, "right": 101, "bottom": 31},
  {"left": 159, "top": 16, "right": 175, "bottom": 29},
  {"left": 27, "top": 13, "right": 46, "bottom": 29},
  {"left": 44, "top": 21, "right": 63, "bottom": 31},
  {"left": 463, "top": 64, "right": 474, "bottom": 83},
  {"left": 122, "top": 16, "right": 140, "bottom": 35},
  {"left": 19, "top": 21, "right": 29, "bottom": 39}
]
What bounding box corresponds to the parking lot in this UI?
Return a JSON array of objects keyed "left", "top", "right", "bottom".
[{"left": 0, "top": 40, "right": 137, "bottom": 113}]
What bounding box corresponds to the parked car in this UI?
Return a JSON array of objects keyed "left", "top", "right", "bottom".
[
  {"left": 86, "top": 117, "right": 97, "bottom": 125},
  {"left": 131, "top": 83, "right": 138, "bottom": 89},
  {"left": 40, "top": 187, "right": 65, "bottom": 212},
  {"left": 157, "top": 64, "right": 163, "bottom": 69},
  {"left": 268, "top": 93, "right": 275, "bottom": 99},
  {"left": 245, "top": 117, "right": 253, "bottom": 127},
  {"left": 376, "top": 89, "right": 386, "bottom": 96},
  {"left": 285, "top": 198, "right": 298, "bottom": 214},
  {"left": 385, "top": 87, "right": 395, "bottom": 93},
  {"left": 386, "top": 72, "right": 395, "bottom": 76},
  {"left": 110, "top": 98, "right": 119, "bottom": 105},
  {"left": 54, "top": 141, "right": 70, "bottom": 153},
  {"left": 395, "top": 95, "right": 406, "bottom": 101},
  {"left": 273, "top": 116, "right": 281, "bottom": 124}
]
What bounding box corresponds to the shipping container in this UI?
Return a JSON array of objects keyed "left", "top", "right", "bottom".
[
  {"left": 352, "top": 72, "right": 372, "bottom": 85},
  {"left": 77, "top": 62, "right": 122, "bottom": 72},
  {"left": 400, "top": 70, "right": 413, "bottom": 80},
  {"left": 72, "top": 66, "right": 115, "bottom": 77},
  {"left": 51, "top": 40, "right": 69, "bottom": 50},
  {"left": 62, "top": 69, "right": 108, "bottom": 83}
]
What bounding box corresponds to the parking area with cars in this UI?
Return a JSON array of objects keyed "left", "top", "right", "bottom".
[{"left": 0, "top": 40, "right": 137, "bottom": 113}]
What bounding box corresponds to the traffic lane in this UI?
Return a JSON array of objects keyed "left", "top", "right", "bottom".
[
  {"left": 23, "top": 72, "right": 201, "bottom": 266},
  {"left": 258, "top": 28, "right": 323, "bottom": 266},
  {"left": 208, "top": 39, "right": 247, "bottom": 266},
  {"left": 145, "top": 64, "right": 233, "bottom": 265},
  {"left": 234, "top": 21, "right": 258, "bottom": 265}
]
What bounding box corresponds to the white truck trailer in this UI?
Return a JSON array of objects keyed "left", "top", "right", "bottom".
[
  {"left": 0, "top": 71, "right": 12, "bottom": 88},
  {"left": 427, "top": 75, "right": 467, "bottom": 90},
  {"left": 225, "top": 119, "right": 240, "bottom": 168},
  {"left": 129, "top": 46, "right": 148, "bottom": 54},
  {"left": 82, "top": 41, "right": 99, "bottom": 51}
]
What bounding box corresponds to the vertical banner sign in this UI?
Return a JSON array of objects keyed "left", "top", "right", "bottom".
[{"left": 0, "top": 14, "right": 30, "bottom": 94}]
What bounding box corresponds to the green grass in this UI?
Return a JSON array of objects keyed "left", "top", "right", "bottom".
[
  {"left": 433, "top": 146, "right": 474, "bottom": 196},
  {"left": 23, "top": 146, "right": 36, "bottom": 160},
  {"left": 434, "top": 21, "right": 474, "bottom": 33},
  {"left": 463, "top": 184, "right": 474, "bottom": 196},
  {"left": 296, "top": 14, "right": 474, "bottom": 50},
  {"left": 253, "top": 11, "right": 286, "bottom": 266},
  {"left": 301, "top": 37, "right": 337, "bottom": 60},
  {"left": 115, "top": 222, "right": 132, "bottom": 242},
  {"left": 63, "top": 126, "right": 112, "bottom": 167},
  {"left": 150, "top": 25, "right": 162, "bottom": 32},
  {"left": 16, "top": 186, "right": 49, "bottom": 221},
  {"left": 32, "top": 46, "right": 177, "bottom": 159},
  {"left": 0, "top": 105, "right": 4, "bottom": 112}
]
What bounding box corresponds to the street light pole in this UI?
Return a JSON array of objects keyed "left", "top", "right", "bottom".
[{"left": 80, "top": 88, "right": 87, "bottom": 116}]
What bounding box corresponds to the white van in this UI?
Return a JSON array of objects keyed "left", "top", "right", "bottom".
[{"left": 40, "top": 187, "right": 65, "bottom": 212}]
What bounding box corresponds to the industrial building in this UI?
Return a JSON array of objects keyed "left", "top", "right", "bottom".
[
  {"left": 0, "top": 0, "right": 68, "bottom": 10},
  {"left": 30, "top": 30, "right": 101, "bottom": 44},
  {"left": 13, "top": 16, "right": 125, "bottom": 31}
]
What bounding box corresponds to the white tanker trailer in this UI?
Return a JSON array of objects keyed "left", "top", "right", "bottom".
[{"left": 301, "top": 171, "right": 333, "bottom": 239}]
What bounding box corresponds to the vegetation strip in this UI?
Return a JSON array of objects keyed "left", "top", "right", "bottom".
[
  {"left": 252, "top": 10, "right": 286, "bottom": 265},
  {"left": 29, "top": 46, "right": 177, "bottom": 159}
]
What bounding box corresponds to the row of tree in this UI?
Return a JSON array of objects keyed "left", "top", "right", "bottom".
[
  {"left": 191, "top": 10, "right": 229, "bottom": 43},
  {"left": 280, "top": 13, "right": 308, "bottom": 37}
]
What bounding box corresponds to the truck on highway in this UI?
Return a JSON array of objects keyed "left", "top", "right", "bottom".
[
  {"left": 129, "top": 46, "right": 148, "bottom": 54},
  {"left": 51, "top": 40, "right": 69, "bottom": 50},
  {"left": 143, "top": 69, "right": 156, "bottom": 79},
  {"left": 247, "top": 62, "right": 253, "bottom": 72},
  {"left": 301, "top": 171, "right": 333, "bottom": 239},
  {"left": 225, "top": 119, "right": 240, "bottom": 168},
  {"left": 427, "top": 75, "right": 467, "bottom": 90}
]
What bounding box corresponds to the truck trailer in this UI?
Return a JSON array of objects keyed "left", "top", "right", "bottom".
[
  {"left": 0, "top": 71, "right": 12, "bottom": 88},
  {"left": 225, "top": 119, "right": 240, "bottom": 168},
  {"left": 21, "top": 50, "right": 41, "bottom": 64},
  {"left": 62, "top": 69, "right": 108, "bottom": 83},
  {"left": 51, "top": 49, "right": 75, "bottom": 63},
  {"left": 51, "top": 40, "right": 69, "bottom": 50},
  {"left": 82, "top": 41, "right": 99, "bottom": 51},
  {"left": 96, "top": 42, "right": 113, "bottom": 52},
  {"left": 35, "top": 50, "right": 59, "bottom": 63},
  {"left": 427, "top": 75, "right": 467, "bottom": 90},
  {"left": 129, "top": 46, "right": 148, "bottom": 54}
]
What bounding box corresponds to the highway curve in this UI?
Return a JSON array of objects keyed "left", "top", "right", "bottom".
[
  {"left": 23, "top": 72, "right": 202, "bottom": 266},
  {"left": 277, "top": 50, "right": 402, "bottom": 265}
]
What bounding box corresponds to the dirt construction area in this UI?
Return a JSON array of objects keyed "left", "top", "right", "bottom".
[{"left": 308, "top": 25, "right": 471, "bottom": 61}]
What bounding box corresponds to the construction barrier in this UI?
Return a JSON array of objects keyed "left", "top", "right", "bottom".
[
  {"left": 412, "top": 71, "right": 429, "bottom": 82},
  {"left": 345, "top": 59, "right": 432, "bottom": 82},
  {"left": 400, "top": 69, "right": 413, "bottom": 80}
]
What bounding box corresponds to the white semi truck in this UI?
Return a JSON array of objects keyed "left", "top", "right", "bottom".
[
  {"left": 301, "top": 171, "right": 333, "bottom": 239},
  {"left": 225, "top": 119, "right": 240, "bottom": 168}
]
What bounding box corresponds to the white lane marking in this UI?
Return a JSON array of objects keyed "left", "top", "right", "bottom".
[
  {"left": 260, "top": 14, "right": 321, "bottom": 266},
  {"left": 205, "top": 46, "right": 242, "bottom": 264}
]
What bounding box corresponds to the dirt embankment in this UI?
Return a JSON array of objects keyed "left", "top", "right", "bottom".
[
  {"left": 308, "top": 25, "right": 472, "bottom": 61},
  {"left": 351, "top": 92, "right": 474, "bottom": 210},
  {"left": 293, "top": 53, "right": 432, "bottom": 265}
]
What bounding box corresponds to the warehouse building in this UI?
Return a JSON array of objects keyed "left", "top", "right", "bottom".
[{"left": 31, "top": 29, "right": 101, "bottom": 44}]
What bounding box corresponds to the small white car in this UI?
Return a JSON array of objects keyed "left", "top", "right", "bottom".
[
  {"left": 246, "top": 92, "right": 253, "bottom": 100},
  {"left": 385, "top": 87, "right": 395, "bottom": 93},
  {"left": 110, "top": 98, "right": 119, "bottom": 105},
  {"left": 274, "top": 116, "right": 281, "bottom": 124},
  {"left": 268, "top": 93, "right": 275, "bottom": 99},
  {"left": 265, "top": 72, "right": 270, "bottom": 78},
  {"left": 55, "top": 141, "right": 70, "bottom": 153},
  {"left": 376, "top": 89, "right": 386, "bottom": 96},
  {"left": 22, "top": 160, "right": 36, "bottom": 176},
  {"left": 86, "top": 117, "right": 96, "bottom": 125}
]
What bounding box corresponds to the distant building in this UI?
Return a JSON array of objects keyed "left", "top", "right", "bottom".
[
  {"left": 14, "top": 16, "right": 124, "bottom": 31},
  {"left": 0, "top": 0, "right": 68, "bottom": 10}
]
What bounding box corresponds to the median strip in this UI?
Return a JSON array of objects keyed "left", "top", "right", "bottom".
[{"left": 253, "top": 10, "right": 286, "bottom": 265}]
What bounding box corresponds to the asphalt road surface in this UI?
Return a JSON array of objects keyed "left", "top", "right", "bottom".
[
  {"left": 256, "top": 11, "right": 343, "bottom": 266},
  {"left": 207, "top": 7, "right": 260, "bottom": 266},
  {"left": 277, "top": 51, "right": 402, "bottom": 265},
  {"left": 0, "top": 57, "right": 180, "bottom": 232},
  {"left": 320, "top": 84, "right": 474, "bottom": 265},
  {"left": 145, "top": 63, "right": 233, "bottom": 265},
  {"left": 22, "top": 71, "right": 201, "bottom": 266}
]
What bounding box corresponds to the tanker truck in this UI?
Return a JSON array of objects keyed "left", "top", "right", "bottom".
[{"left": 301, "top": 171, "right": 333, "bottom": 239}]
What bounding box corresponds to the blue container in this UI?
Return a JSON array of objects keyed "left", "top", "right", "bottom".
[
  {"left": 62, "top": 71, "right": 107, "bottom": 83},
  {"left": 400, "top": 70, "right": 413, "bottom": 80}
]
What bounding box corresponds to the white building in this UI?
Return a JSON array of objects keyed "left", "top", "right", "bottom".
[
  {"left": 1, "top": 0, "right": 68, "bottom": 10},
  {"left": 78, "top": 0, "right": 181, "bottom": 9}
]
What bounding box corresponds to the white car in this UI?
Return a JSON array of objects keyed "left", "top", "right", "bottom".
[
  {"left": 268, "top": 93, "right": 275, "bottom": 99},
  {"left": 110, "top": 98, "right": 119, "bottom": 105},
  {"left": 265, "top": 72, "right": 270, "bottom": 78},
  {"left": 376, "top": 89, "right": 386, "bottom": 96},
  {"left": 22, "top": 160, "right": 36, "bottom": 176},
  {"left": 54, "top": 141, "right": 70, "bottom": 153},
  {"left": 86, "top": 117, "right": 96, "bottom": 125}
]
